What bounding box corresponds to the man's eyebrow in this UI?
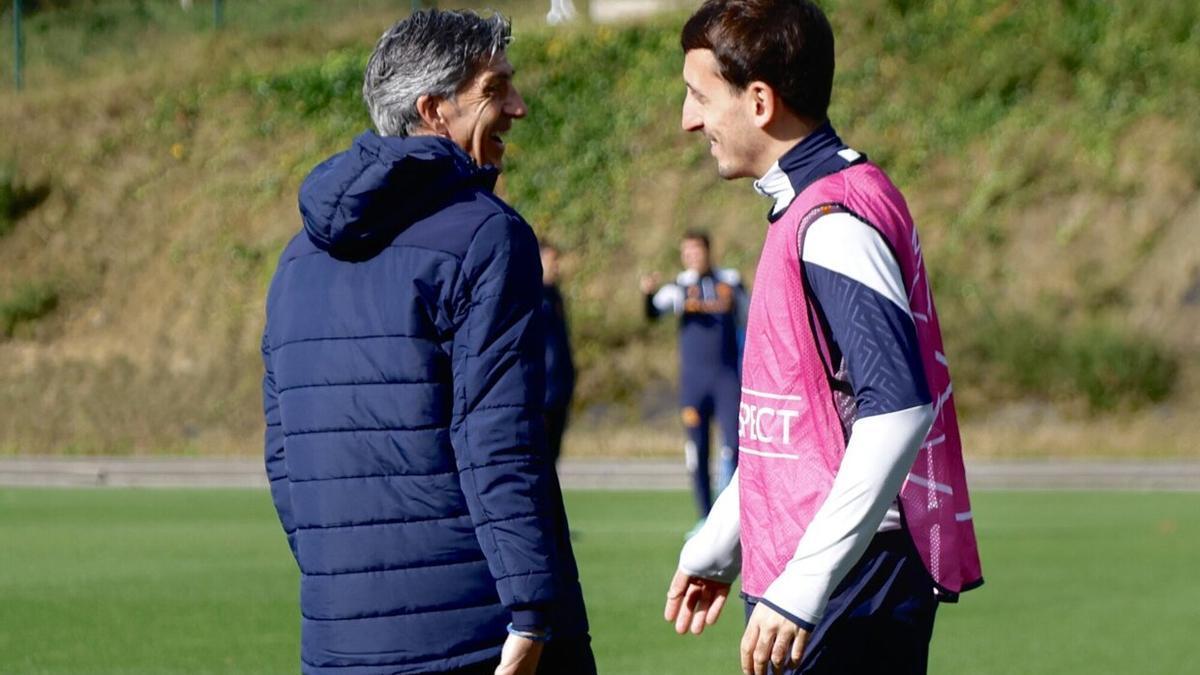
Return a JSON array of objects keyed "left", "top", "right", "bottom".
[{"left": 483, "top": 71, "right": 513, "bottom": 87}]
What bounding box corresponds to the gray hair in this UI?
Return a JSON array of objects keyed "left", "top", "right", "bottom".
[{"left": 363, "top": 10, "right": 513, "bottom": 137}]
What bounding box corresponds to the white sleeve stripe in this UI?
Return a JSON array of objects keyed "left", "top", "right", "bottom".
[
  {"left": 906, "top": 472, "right": 954, "bottom": 495},
  {"left": 802, "top": 212, "right": 911, "bottom": 320}
]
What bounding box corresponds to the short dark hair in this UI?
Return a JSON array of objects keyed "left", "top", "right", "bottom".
[
  {"left": 682, "top": 230, "right": 711, "bottom": 250},
  {"left": 539, "top": 240, "right": 560, "bottom": 255},
  {"left": 681, "top": 0, "right": 834, "bottom": 122}
]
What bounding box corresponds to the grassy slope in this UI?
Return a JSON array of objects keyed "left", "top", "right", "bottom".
[
  {"left": 0, "top": 1, "right": 1198, "bottom": 455},
  {"left": 1, "top": 488, "right": 1198, "bottom": 673}
]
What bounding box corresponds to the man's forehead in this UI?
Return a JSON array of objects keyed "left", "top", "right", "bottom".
[
  {"left": 682, "top": 48, "right": 721, "bottom": 84},
  {"left": 460, "top": 54, "right": 513, "bottom": 94},
  {"left": 481, "top": 53, "right": 515, "bottom": 79}
]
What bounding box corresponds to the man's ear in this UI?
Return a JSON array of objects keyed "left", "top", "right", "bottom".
[
  {"left": 414, "top": 94, "right": 449, "bottom": 136},
  {"left": 746, "top": 81, "right": 777, "bottom": 130}
]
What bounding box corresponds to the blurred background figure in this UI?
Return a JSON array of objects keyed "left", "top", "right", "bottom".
[
  {"left": 641, "top": 231, "right": 748, "bottom": 535},
  {"left": 546, "top": 0, "right": 577, "bottom": 25},
  {"left": 540, "top": 241, "right": 576, "bottom": 466}
]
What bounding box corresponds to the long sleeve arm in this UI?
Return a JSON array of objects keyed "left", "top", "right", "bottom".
[
  {"left": 646, "top": 283, "right": 685, "bottom": 319},
  {"left": 760, "top": 406, "right": 931, "bottom": 628},
  {"left": 261, "top": 332, "right": 298, "bottom": 563},
  {"left": 678, "top": 468, "right": 742, "bottom": 583},
  {"left": 452, "top": 213, "right": 561, "bottom": 631},
  {"left": 760, "top": 212, "right": 933, "bottom": 628}
]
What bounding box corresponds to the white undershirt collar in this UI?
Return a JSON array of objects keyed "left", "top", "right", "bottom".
[{"left": 752, "top": 161, "right": 795, "bottom": 217}]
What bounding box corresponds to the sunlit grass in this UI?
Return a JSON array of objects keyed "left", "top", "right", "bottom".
[{"left": 0, "top": 488, "right": 1197, "bottom": 673}]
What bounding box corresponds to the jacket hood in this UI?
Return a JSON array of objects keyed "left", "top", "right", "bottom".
[{"left": 299, "top": 132, "right": 498, "bottom": 259}]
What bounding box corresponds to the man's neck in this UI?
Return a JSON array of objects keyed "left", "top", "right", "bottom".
[
  {"left": 754, "top": 116, "right": 823, "bottom": 179},
  {"left": 753, "top": 120, "right": 860, "bottom": 218}
]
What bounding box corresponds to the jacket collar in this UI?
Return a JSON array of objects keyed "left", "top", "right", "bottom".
[
  {"left": 753, "top": 122, "right": 866, "bottom": 221},
  {"left": 299, "top": 132, "right": 497, "bottom": 259}
]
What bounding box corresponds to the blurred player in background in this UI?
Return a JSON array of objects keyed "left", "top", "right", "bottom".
[
  {"left": 641, "top": 231, "right": 748, "bottom": 534},
  {"left": 540, "top": 241, "right": 576, "bottom": 465}
]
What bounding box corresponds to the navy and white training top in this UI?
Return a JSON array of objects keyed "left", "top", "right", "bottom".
[{"left": 646, "top": 267, "right": 748, "bottom": 378}]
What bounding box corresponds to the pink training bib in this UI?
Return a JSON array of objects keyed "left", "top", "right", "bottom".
[{"left": 738, "top": 163, "right": 983, "bottom": 599}]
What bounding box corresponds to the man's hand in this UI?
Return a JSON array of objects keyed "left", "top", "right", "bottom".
[
  {"left": 664, "top": 568, "right": 731, "bottom": 635},
  {"left": 639, "top": 272, "right": 661, "bottom": 295},
  {"left": 494, "top": 633, "right": 543, "bottom": 675},
  {"left": 740, "top": 603, "right": 810, "bottom": 675}
]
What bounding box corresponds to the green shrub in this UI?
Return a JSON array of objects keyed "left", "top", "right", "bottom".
[
  {"left": 1060, "top": 323, "right": 1176, "bottom": 411},
  {"left": 953, "top": 310, "right": 1176, "bottom": 412},
  {"left": 0, "top": 167, "right": 15, "bottom": 238},
  {"left": 1, "top": 283, "right": 60, "bottom": 338},
  {"left": 0, "top": 164, "right": 50, "bottom": 238}
]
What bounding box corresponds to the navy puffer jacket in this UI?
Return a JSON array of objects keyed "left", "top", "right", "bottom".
[{"left": 262, "top": 132, "right": 592, "bottom": 674}]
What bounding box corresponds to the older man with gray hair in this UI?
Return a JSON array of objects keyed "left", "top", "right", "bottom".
[{"left": 262, "top": 10, "right": 595, "bottom": 675}]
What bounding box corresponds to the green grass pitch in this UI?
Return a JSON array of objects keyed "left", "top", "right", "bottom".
[{"left": 1, "top": 488, "right": 1197, "bottom": 673}]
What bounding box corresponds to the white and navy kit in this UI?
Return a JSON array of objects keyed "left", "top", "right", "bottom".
[
  {"left": 680, "top": 123, "right": 940, "bottom": 673},
  {"left": 647, "top": 268, "right": 748, "bottom": 517}
]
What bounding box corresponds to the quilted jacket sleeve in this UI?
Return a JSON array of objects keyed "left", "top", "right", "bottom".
[
  {"left": 452, "top": 212, "right": 558, "bottom": 627},
  {"left": 262, "top": 332, "right": 298, "bottom": 563}
]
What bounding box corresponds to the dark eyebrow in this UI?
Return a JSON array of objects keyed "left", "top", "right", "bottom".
[{"left": 483, "top": 71, "right": 512, "bottom": 88}]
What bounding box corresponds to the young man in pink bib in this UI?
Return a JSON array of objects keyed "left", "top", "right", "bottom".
[{"left": 662, "top": 1, "right": 983, "bottom": 673}]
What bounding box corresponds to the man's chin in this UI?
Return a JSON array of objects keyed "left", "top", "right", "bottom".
[{"left": 716, "top": 162, "right": 747, "bottom": 180}]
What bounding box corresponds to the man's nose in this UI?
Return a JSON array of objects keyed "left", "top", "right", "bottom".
[
  {"left": 506, "top": 87, "right": 528, "bottom": 118},
  {"left": 681, "top": 97, "right": 701, "bottom": 132}
]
